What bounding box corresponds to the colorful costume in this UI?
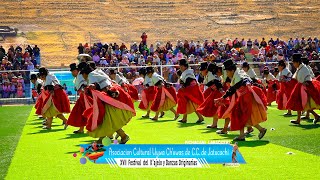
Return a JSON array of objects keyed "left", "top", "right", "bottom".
[
  {"left": 197, "top": 73, "right": 229, "bottom": 118},
  {"left": 276, "top": 67, "right": 297, "bottom": 110},
  {"left": 114, "top": 73, "right": 139, "bottom": 101},
  {"left": 177, "top": 69, "right": 204, "bottom": 114},
  {"left": 138, "top": 75, "right": 157, "bottom": 111},
  {"left": 286, "top": 63, "right": 320, "bottom": 111},
  {"left": 221, "top": 69, "right": 267, "bottom": 131},
  {"left": 263, "top": 72, "right": 278, "bottom": 104},
  {"left": 150, "top": 72, "right": 177, "bottom": 112},
  {"left": 83, "top": 70, "right": 135, "bottom": 138},
  {"left": 42, "top": 73, "right": 70, "bottom": 118},
  {"left": 67, "top": 72, "right": 92, "bottom": 127}
]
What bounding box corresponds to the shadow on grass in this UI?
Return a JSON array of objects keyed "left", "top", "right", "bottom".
[
  {"left": 65, "top": 150, "right": 80, "bottom": 154},
  {"left": 59, "top": 133, "right": 88, "bottom": 140},
  {"left": 235, "top": 140, "right": 269, "bottom": 147},
  {"left": 289, "top": 124, "right": 319, "bottom": 130},
  {"left": 27, "top": 128, "right": 65, "bottom": 135},
  {"left": 33, "top": 124, "right": 61, "bottom": 128},
  {"left": 280, "top": 114, "right": 297, "bottom": 117},
  {"left": 144, "top": 119, "right": 176, "bottom": 123},
  {"left": 177, "top": 122, "right": 204, "bottom": 128}
]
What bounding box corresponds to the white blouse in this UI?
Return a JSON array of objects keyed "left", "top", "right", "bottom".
[
  {"left": 88, "top": 69, "right": 112, "bottom": 89},
  {"left": 44, "top": 73, "right": 60, "bottom": 86},
  {"left": 180, "top": 69, "right": 196, "bottom": 84},
  {"left": 293, "top": 64, "right": 312, "bottom": 83}
]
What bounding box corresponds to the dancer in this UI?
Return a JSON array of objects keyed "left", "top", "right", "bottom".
[
  {"left": 109, "top": 69, "right": 139, "bottom": 101},
  {"left": 80, "top": 63, "right": 135, "bottom": 144},
  {"left": 276, "top": 60, "right": 296, "bottom": 116},
  {"left": 146, "top": 67, "right": 179, "bottom": 121},
  {"left": 263, "top": 67, "right": 278, "bottom": 106},
  {"left": 214, "top": 59, "right": 268, "bottom": 141},
  {"left": 197, "top": 63, "right": 230, "bottom": 134},
  {"left": 30, "top": 73, "right": 46, "bottom": 119},
  {"left": 67, "top": 62, "right": 93, "bottom": 134},
  {"left": 138, "top": 67, "right": 158, "bottom": 118},
  {"left": 39, "top": 67, "right": 70, "bottom": 130},
  {"left": 176, "top": 59, "right": 204, "bottom": 123},
  {"left": 286, "top": 53, "right": 320, "bottom": 125}
]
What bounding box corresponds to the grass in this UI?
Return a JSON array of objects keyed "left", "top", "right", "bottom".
[
  {"left": 0, "top": 105, "right": 33, "bottom": 180},
  {"left": 4, "top": 103, "right": 320, "bottom": 179}
]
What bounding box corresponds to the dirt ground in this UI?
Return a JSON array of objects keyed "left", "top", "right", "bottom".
[{"left": 0, "top": 0, "right": 319, "bottom": 67}]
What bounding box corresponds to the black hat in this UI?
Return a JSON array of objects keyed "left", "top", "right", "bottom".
[
  {"left": 199, "top": 62, "right": 208, "bottom": 71},
  {"left": 278, "top": 60, "right": 286, "bottom": 67},
  {"left": 69, "top": 63, "right": 78, "bottom": 71},
  {"left": 77, "top": 62, "right": 87, "bottom": 71},
  {"left": 30, "top": 74, "right": 37, "bottom": 80},
  {"left": 223, "top": 59, "right": 236, "bottom": 71},
  {"left": 207, "top": 63, "right": 217, "bottom": 73},
  {"left": 87, "top": 61, "right": 96, "bottom": 69},
  {"left": 139, "top": 68, "right": 146, "bottom": 76},
  {"left": 109, "top": 68, "right": 117, "bottom": 74},
  {"left": 274, "top": 67, "right": 279, "bottom": 73},
  {"left": 301, "top": 57, "right": 309, "bottom": 65},
  {"left": 38, "top": 67, "right": 48, "bottom": 76},
  {"left": 242, "top": 62, "right": 250, "bottom": 68},
  {"left": 292, "top": 53, "right": 302, "bottom": 63},
  {"left": 176, "top": 69, "right": 182, "bottom": 76},
  {"left": 263, "top": 67, "right": 269, "bottom": 74},
  {"left": 179, "top": 59, "right": 188, "bottom": 66},
  {"left": 146, "top": 67, "right": 154, "bottom": 74}
]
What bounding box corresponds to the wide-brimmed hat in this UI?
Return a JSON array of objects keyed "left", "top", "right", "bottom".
[
  {"left": 223, "top": 59, "right": 236, "bottom": 71},
  {"left": 292, "top": 53, "right": 302, "bottom": 63},
  {"left": 69, "top": 63, "right": 77, "bottom": 71},
  {"left": 199, "top": 62, "right": 208, "bottom": 71}
]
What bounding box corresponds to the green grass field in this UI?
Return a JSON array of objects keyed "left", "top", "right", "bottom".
[{"left": 2, "top": 103, "right": 320, "bottom": 179}]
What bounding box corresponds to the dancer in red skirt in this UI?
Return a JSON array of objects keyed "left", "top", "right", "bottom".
[
  {"left": 177, "top": 59, "right": 204, "bottom": 123},
  {"left": 67, "top": 62, "right": 93, "bottom": 134},
  {"left": 276, "top": 60, "right": 296, "bottom": 116},
  {"left": 199, "top": 62, "right": 210, "bottom": 97},
  {"left": 138, "top": 67, "right": 158, "bottom": 118},
  {"left": 39, "top": 67, "right": 70, "bottom": 130},
  {"left": 286, "top": 53, "right": 320, "bottom": 125},
  {"left": 214, "top": 59, "right": 267, "bottom": 141},
  {"left": 146, "top": 67, "right": 179, "bottom": 121},
  {"left": 262, "top": 67, "right": 278, "bottom": 106},
  {"left": 30, "top": 73, "right": 46, "bottom": 120},
  {"left": 197, "top": 63, "right": 230, "bottom": 134},
  {"left": 109, "top": 69, "right": 139, "bottom": 101},
  {"left": 80, "top": 64, "right": 135, "bottom": 144}
]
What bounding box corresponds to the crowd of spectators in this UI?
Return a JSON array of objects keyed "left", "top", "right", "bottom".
[
  {"left": 0, "top": 44, "right": 41, "bottom": 98},
  {"left": 77, "top": 34, "right": 320, "bottom": 83}
]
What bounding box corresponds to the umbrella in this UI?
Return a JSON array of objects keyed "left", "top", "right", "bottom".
[{"left": 132, "top": 77, "right": 144, "bottom": 85}]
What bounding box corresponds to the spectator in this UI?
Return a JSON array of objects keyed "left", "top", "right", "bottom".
[
  {"left": 141, "top": 32, "right": 147, "bottom": 45},
  {"left": 78, "top": 43, "right": 84, "bottom": 54}
]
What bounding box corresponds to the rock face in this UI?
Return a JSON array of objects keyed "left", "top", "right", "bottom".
[{"left": 0, "top": 0, "right": 319, "bottom": 67}]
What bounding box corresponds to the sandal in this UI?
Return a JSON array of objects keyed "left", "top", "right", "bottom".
[
  {"left": 216, "top": 130, "right": 228, "bottom": 134},
  {"left": 301, "top": 116, "right": 310, "bottom": 120},
  {"left": 245, "top": 128, "right": 254, "bottom": 135},
  {"left": 258, "top": 128, "right": 267, "bottom": 140},
  {"left": 196, "top": 119, "right": 204, "bottom": 124},
  {"left": 313, "top": 117, "right": 320, "bottom": 125},
  {"left": 174, "top": 114, "right": 180, "bottom": 120},
  {"left": 207, "top": 125, "right": 217, "bottom": 129},
  {"left": 150, "top": 118, "right": 158, "bottom": 121},
  {"left": 290, "top": 120, "right": 300, "bottom": 125},
  {"left": 233, "top": 136, "right": 245, "bottom": 141},
  {"left": 159, "top": 112, "right": 165, "bottom": 118},
  {"left": 142, "top": 115, "right": 150, "bottom": 118},
  {"left": 120, "top": 135, "right": 130, "bottom": 144},
  {"left": 178, "top": 119, "right": 187, "bottom": 123},
  {"left": 42, "top": 126, "right": 51, "bottom": 130},
  {"left": 73, "top": 130, "right": 84, "bottom": 134}
]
